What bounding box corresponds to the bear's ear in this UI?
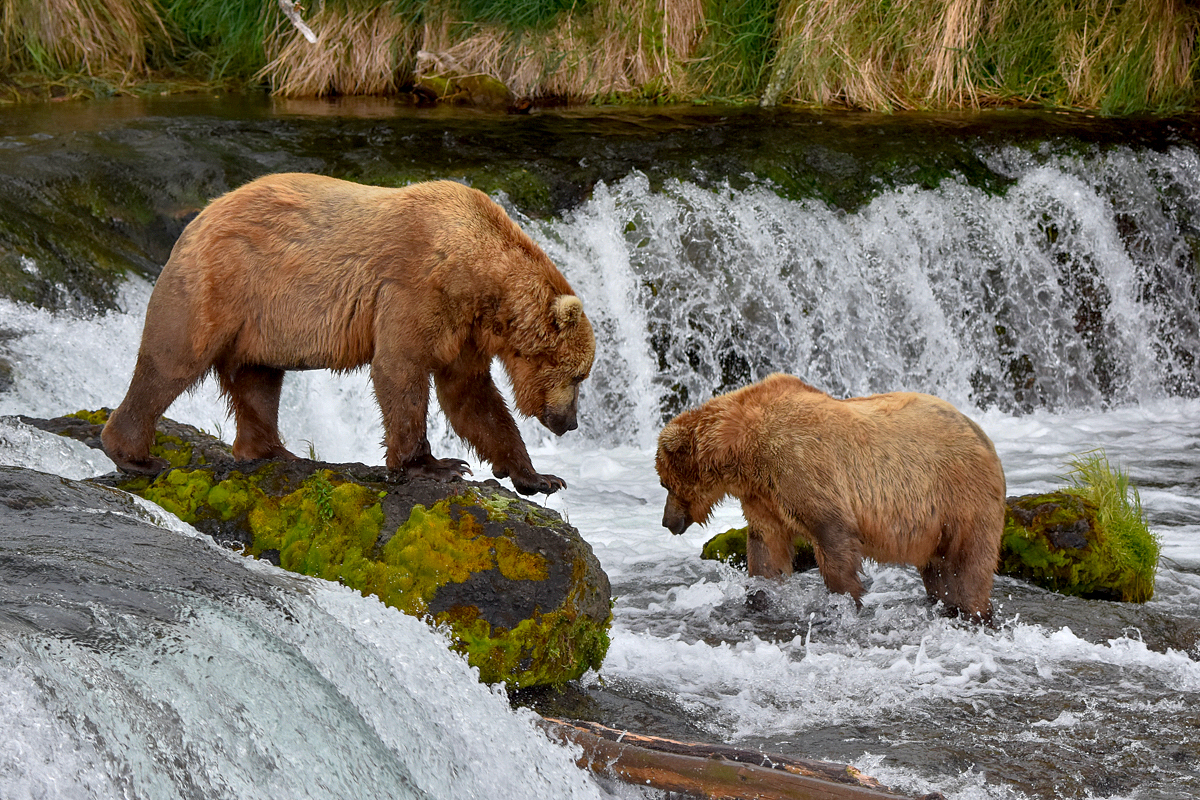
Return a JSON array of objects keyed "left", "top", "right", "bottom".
[
  {"left": 552, "top": 295, "right": 584, "bottom": 330},
  {"left": 658, "top": 423, "right": 692, "bottom": 455}
]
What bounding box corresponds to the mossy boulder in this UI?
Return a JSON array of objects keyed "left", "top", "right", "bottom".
[
  {"left": 1001, "top": 490, "right": 1155, "bottom": 602},
  {"left": 414, "top": 71, "right": 512, "bottom": 110},
  {"left": 701, "top": 526, "right": 817, "bottom": 573},
  {"left": 701, "top": 456, "right": 1159, "bottom": 604},
  {"left": 26, "top": 411, "right": 612, "bottom": 688}
]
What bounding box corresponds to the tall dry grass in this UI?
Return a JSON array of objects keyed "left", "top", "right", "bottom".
[
  {"left": 762, "top": 0, "right": 1198, "bottom": 110},
  {"left": 0, "top": 0, "right": 1195, "bottom": 110},
  {"left": 264, "top": 0, "right": 704, "bottom": 100},
  {"left": 0, "top": 0, "right": 168, "bottom": 79},
  {"left": 261, "top": 2, "right": 422, "bottom": 96}
]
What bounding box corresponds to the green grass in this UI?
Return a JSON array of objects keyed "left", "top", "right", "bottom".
[
  {"left": 1063, "top": 449, "right": 1160, "bottom": 603},
  {"left": 690, "top": 0, "right": 779, "bottom": 100},
  {"left": 160, "top": 0, "right": 270, "bottom": 80},
  {"left": 458, "top": 0, "right": 584, "bottom": 30}
]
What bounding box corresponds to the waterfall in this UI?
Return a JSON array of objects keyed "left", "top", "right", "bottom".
[{"left": 530, "top": 143, "right": 1200, "bottom": 447}]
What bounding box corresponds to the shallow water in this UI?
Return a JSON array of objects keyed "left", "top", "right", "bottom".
[{"left": 0, "top": 98, "right": 1197, "bottom": 799}]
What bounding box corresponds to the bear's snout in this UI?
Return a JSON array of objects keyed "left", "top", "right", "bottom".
[
  {"left": 540, "top": 406, "right": 578, "bottom": 436},
  {"left": 662, "top": 493, "right": 692, "bottom": 535}
]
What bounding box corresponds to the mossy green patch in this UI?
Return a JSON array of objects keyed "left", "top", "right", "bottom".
[
  {"left": 374, "top": 496, "right": 548, "bottom": 614},
  {"left": 1001, "top": 451, "right": 1159, "bottom": 603},
  {"left": 251, "top": 472, "right": 387, "bottom": 590},
  {"left": 447, "top": 607, "right": 610, "bottom": 688},
  {"left": 700, "top": 526, "right": 817, "bottom": 572},
  {"left": 119, "top": 463, "right": 605, "bottom": 687},
  {"left": 141, "top": 467, "right": 216, "bottom": 522},
  {"left": 67, "top": 408, "right": 111, "bottom": 426}
]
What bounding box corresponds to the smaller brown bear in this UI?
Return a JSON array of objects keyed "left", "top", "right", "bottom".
[
  {"left": 655, "top": 373, "right": 1006, "bottom": 622},
  {"left": 102, "top": 174, "right": 594, "bottom": 495}
]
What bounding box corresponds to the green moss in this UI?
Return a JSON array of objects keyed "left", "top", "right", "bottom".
[
  {"left": 701, "top": 526, "right": 749, "bottom": 567},
  {"left": 1002, "top": 451, "right": 1160, "bottom": 603},
  {"left": 67, "top": 408, "right": 111, "bottom": 426},
  {"left": 700, "top": 526, "right": 817, "bottom": 572},
  {"left": 123, "top": 465, "right": 602, "bottom": 686},
  {"left": 374, "top": 496, "right": 548, "bottom": 614},
  {"left": 141, "top": 468, "right": 216, "bottom": 522},
  {"left": 448, "top": 607, "right": 610, "bottom": 688}
]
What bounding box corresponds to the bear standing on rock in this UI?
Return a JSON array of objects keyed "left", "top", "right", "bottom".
[
  {"left": 655, "top": 373, "right": 1006, "bottom": 622},
  {"left": 102, "top": 174, "right": 595, "bottom": 495}
]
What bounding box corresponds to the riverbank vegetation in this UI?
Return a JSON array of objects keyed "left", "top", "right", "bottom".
[{"left": 1, "top": 0, "right": 1197, "bottom": 112}]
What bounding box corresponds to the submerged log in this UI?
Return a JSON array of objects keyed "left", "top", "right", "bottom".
[
  {"left": 538, "top": 718, "right": 944, "bottom": 800},
  {"left": 25, "top": 410, "right": 612, "bottom": 689}
]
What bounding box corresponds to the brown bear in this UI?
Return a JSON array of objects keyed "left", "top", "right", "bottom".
[
  {"left": 102, "top": 174, "right": 595, "bottom": 495},
  {"left": 655, "top": 373, "right": 1006, "bottom": 622}
]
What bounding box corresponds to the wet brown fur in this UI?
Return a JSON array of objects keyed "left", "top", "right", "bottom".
[
  {"left": 656, "top": 373, "right": 1006, "bottom": 622},
  {"left": 102, "top": 174, "right": 595, "bottom": 495}
]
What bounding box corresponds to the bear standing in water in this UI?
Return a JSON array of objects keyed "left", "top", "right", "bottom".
[
  {"left": 103, "top": 174, "right": 595, "bottom": 496},
  {"left": 655, "top": 373, "right": 1006, "bottom": 622}
]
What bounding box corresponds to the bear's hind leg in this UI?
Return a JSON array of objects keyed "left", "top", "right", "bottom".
[
  {"left": 810, "top": 518, "right": 866, "bottom": 609},
  {"left": 220, "top": 365, "right": 296, "bottom": 462},
  {"left": 102, "top": 354, "right": 200, "bottom": 475}
]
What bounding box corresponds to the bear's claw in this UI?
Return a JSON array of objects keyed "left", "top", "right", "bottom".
[
  {"left": 512, "top": 472, "right": 567, "bottom": 496},
  {"left": 401, "top": 456, "right": 472, "bottom": 482},
  {"left": 111, "top": 455, "right": 171, "bottom": 477}
]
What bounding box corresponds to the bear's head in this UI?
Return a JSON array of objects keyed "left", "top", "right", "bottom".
[
  {"left": 655, "top": 414, "right": 725, "bottom": 535},
  {"left": 506, "top": 294, "right": 595, "bottom": 436}
]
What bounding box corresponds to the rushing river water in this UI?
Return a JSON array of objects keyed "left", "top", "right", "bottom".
[{"left": 0, "top": 96, "right": 1197, "bottom": 800}]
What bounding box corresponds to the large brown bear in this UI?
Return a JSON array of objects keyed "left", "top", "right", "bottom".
[
  {"left": 102, "top": 174, "right": 595, "bottom": 495},
  {"left": 655, "top": 373, "right": 1006, "bottom": 622}
]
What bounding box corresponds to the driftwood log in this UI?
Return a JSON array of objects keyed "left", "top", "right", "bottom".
[{"left": 539, "top": 718, "right": 944, "bottom": 800}]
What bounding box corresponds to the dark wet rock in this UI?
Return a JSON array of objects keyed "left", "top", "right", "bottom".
[{"left": 27, "top": 409, "right": 612, "bottom": 688}]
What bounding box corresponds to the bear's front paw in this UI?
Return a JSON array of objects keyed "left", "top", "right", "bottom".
[
  {"left": 402, "top": 456, "right": 472, "bottom": 482},
  {"left": 512, "top": 472, "right": 567, "bottom": 496},
  {"left": 112, "top": 454, "right": 171, "bottom": 476}
]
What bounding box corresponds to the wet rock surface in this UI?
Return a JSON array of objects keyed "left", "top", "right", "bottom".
[{"left": 25, "top": 410, "right": 613, "bottom": 688}]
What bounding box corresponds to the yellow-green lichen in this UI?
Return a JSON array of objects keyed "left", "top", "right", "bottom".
[
  {"left": 374, "top": 498, "right": 548, "bottom": 614},
  {"left": 444, "top": 607, "right": 610, "bottom": 688}
]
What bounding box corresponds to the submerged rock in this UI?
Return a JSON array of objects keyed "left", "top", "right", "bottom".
[{"left": 27, "top": 410, "right": 612, "bottom": 688}]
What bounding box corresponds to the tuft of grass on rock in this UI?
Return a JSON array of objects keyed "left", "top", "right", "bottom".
[{"left": 1062, "top": 449, "right": 1160, "bottom": 602}]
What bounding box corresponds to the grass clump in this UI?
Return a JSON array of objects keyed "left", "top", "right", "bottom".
[{"left": 1062, "top": 449, "right": 1159, "bottom": 601}]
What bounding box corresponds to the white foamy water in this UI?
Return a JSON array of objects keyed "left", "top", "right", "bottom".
[{"left": 1, "top": 160, "right": 1198, "bottom": 799}]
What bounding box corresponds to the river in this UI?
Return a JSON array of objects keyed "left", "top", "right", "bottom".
[{"left": 0, "top": 96, "right": 1197, "bottom": 799}]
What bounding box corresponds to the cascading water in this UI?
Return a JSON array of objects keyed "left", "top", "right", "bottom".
[
  {"left": 531, "top": 145, "right": 1200, "bottom": 444},
  {"left": 0, "top": 99, "right": 1197, "bottom": 800}
]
